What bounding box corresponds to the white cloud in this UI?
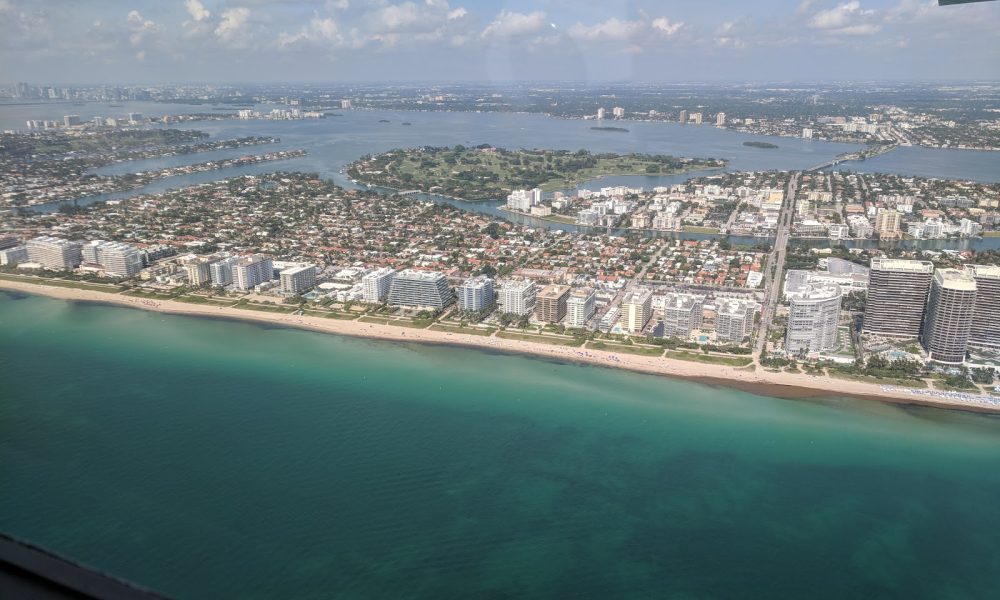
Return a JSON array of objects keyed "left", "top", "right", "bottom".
[
  {"left": 808, "top": 1, "right": 880, "bottom": 35},
  {"left": 568, "top": 18, "right": 644, "bottom": 42},
  {"left": 651, "top": 17, "right": 683, "bottom": 36},
  {"left": 215, "top": 7, "right": 251, "bottom": 44},
  {"left": 481, "top": 10, "right": 547, "bottom": 39},
  {"left": 278, "top": 15, "right": 341, "bottom": 49},
  {"left": 185, "top": 0, "right": 211, "bottom": 22},
  {"left": 447, "top": 7, "right": 466, "bottom": 21}
]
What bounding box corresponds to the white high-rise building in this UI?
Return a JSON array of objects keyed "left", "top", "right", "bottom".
[
  {"left": 279, "top": 265, "right": 317, "bottom": 295},
  {"left": 802, "top": 128, "right": 814, "bottom": 139},
  {"left": 209, "top": 257, "right": 238, "bottom": 287},
  {"left": 715, "top": 112, "right": 726, "bottom": 126},
  {"left": 26, "top": 236, "right": 82, "bottom": 270},
  {"left": 362, "top": 268, "right": 395, "bottom": 303},
  {"left": 233, "top": 255, "right": 274, "bottom": 291},
  {"left": 565, "top": 288, "right": 596, "bottom": 329},
  {"left": 612, "top": 106, "right": 625, "bottom": 119},
  {"left": 596, "top": 107, "right": 606, "bottom": 120},
  {"left": 662, "top": 293, "right": 705, "bottom": 339},
  {"left": 458, "top": 275, "right": 495, "bottom": 312},
  {"left": 620, "top": 288, "right": 653, "bottom": 334},
  {"left": 387, "top": 269, "right": 454, "bottom": 310},
  {"left": 82, "top": 240, "right": 142, "bottom": 278},
  {"left": 506, "top": 189, "right": 533, "bottom": 212},
  {"left": 785, "top": 284, "right": 842, "bottom": 355},
  {"left": 498, "top": 279, "right": 537, "bottom": 316},
  {"left": 715, "top": 299, "right": 758, "bottom": 344}
]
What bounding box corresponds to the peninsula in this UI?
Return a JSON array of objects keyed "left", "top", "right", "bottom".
[{"left": 346, "top": 146, "right": 726, "bottom": 200}]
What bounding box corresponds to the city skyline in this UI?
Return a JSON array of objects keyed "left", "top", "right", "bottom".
[{"left": 1, "top": 0, "right": 999, "bottom": 83}]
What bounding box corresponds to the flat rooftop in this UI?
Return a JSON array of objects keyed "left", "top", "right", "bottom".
[
  {"left": 538, "top": 284, "right": 571, "bottom": 299},
  {"left": 871, "top": 258, "right": 934, "bottom": 274}
]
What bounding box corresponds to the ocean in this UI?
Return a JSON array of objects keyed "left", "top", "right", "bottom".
[{"left": 3, "top": 291, "right": 1000, "bottom": 598}]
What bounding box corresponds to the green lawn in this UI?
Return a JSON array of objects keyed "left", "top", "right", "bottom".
[
  {"left": 496, "top": 330, "right": 584, "bottom": 347},
  {"left": 431, "top": 323, "right": 497, "bottom": 336},
  {"left": 358, "top": 316, "right": 433, "bottom": 329},
  {"left": 0, "top": 273, "right": 124, "bottom": 293},
  {"left": 235, "top": 302, "right": 296, "bottom": 314},
  {"left": 588, "top": 341, "right": 664, "bottom": 357},
  {"left": 667, "top": 352, "right": 754, "bottom": 367},
  {"left": 827, "top": 371, "right": 928, "bottom": 389},
  {"left": 303, "top": 309, "right": 359, "bottom": 320},
  {"left": 174, "top": 295, "right": 236, "bottom": 306}
]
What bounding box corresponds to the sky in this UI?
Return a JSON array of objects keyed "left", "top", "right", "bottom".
[{"left": 1, "top": 0, "right": 999, "bottom": 84}]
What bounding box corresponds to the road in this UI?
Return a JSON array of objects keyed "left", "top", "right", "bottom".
[{"left": 753, "top": 171, "right": 798, "bottom": 357}]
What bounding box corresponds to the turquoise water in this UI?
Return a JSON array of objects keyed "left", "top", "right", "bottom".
[{"left": 3, "top": 291, "right": 1000, "bottom": 598}]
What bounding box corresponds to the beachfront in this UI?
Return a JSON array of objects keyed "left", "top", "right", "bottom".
[{"left": 3, "top": 278, "right": 998, "bottom": 415}]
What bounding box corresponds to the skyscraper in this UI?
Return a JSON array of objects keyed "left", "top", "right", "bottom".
[
  {"left": 922, "top": 269, "right": 977, "bottom": 364},
  {"left": 715, "top": 112, "right": 726, "bottom": 126},
  {"left": 863, "top": 259, "right": 934, "bottom": 338},
  {"left": 785, "top": 284, "right": 842, "bottom": 355},
  {"left": 966, "top": 264, "right": 1000, "bottom": 351},
  {"left": 679, "top": 110, "right": 689, "bottom": 124}
]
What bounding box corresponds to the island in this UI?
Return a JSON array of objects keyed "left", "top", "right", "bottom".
[
  {"left": 345, "top": 145, "right": 727, "bottom": 200},
  {"left": 591, "top": 126, "right": 630, "bottom": 133},
  {"left": 743, "top": 141, "right": 779, "bottom": 149}
]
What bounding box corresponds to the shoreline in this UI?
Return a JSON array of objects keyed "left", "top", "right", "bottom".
[{"left": 2, "top": 278, "right": 999, "bottom": 415}]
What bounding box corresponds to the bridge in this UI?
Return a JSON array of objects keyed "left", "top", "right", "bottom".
[{"left": 804, "top": 159, "right": 843, "bottom": 172}]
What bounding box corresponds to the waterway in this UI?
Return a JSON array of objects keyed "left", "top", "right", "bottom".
[
  {"left": 3, "top": 291, "right": 1000, "bottom": 598},
  {"left": 5, "top": 100, "right": 1000, "bottom": 250}
]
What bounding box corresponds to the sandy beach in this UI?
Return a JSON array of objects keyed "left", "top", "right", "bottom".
[{"left": 3, "top": 278, "right": 999, "bottom": 414}]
